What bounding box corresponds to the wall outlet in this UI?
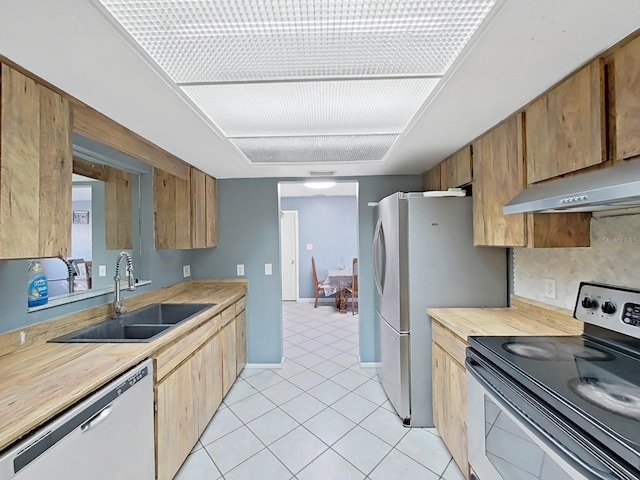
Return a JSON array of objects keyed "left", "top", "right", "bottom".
[
  {"left": 237, "top": 264, "right": 244, "bottom": 276},
  {"left": 98, "top": 265, "right": 107, "bottom": 277},
  {"left": 544, "top": 278, "right": 557, "bottom": 299},
  {"left": 306, "top": 244, "right": 313, "bottom": 251},
  {"left": 265, "top": 263, "right": 272, "bottom": 275},
  {"left": 183, "top": 265, "right": 191, "bottom": 277}
]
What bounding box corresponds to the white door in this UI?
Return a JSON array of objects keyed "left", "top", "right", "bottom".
[{"left": 280, "top": 210, "right": 298, "bottom": 301}]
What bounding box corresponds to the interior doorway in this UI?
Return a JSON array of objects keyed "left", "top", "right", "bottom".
[
  {"left": 280, "top": 210, "right": 299, "bottom": 301},
  {"left": 277, "top": 181, "right": 359, "bottom": 306}
]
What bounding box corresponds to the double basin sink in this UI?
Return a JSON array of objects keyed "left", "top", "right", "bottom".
[{"left": 50, "top": 303, "right": 215, "bottom": 343}]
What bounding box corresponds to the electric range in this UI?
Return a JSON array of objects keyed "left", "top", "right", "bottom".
[{"left": 466, "top": 282, "right": 640, "bottom": 480}]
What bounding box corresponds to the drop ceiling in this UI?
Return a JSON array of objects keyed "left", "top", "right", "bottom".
[{"left": 0, "top": 1, "right": 640, "bottom": 179}]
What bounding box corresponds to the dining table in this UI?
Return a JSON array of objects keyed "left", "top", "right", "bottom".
[{"left": 323, "top": 268, "right": 353, "bottom": 313}]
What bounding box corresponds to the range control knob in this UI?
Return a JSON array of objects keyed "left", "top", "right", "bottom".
[
  {"left": 581, "top": 297, "right": 598, "bottom": 309},
  {"left": 602, "top": 301, "right": 617, "bottom": 315}
]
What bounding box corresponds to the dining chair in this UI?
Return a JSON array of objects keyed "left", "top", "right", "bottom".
[
  {"left": 345, "top": 258, "right": 358, "bottom": 314},
  {"left": 311, "top": 256, "right": 327, "bottom": 308}
]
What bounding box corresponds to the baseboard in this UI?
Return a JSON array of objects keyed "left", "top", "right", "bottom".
[
  {"left": 359, "top": 360, "right": 381, "bottom": 369},
  {"left": 296, "top": 297, "right": 334, "bottom": 305},
  {"left": 245, "top": 359, "right": 283, "bottom": 369}
]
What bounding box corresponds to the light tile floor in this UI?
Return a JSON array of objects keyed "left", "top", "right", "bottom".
[{"left": 174, "top": 302, "right": 465, "bottom": 480}]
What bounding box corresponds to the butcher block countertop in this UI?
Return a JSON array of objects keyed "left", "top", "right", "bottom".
[
  {"left": 0, "top": 280, "right": 246, "bottom": 452},
  {"left": 428, "top": 295, "right": 584, "bottom": 342}
]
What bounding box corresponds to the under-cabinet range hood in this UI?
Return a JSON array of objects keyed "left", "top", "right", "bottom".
[{"left": 504, "top": 160, "right": 640, "bottom": 214}]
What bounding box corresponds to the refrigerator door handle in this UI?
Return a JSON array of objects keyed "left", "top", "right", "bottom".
[{"left": 373, "top": 218, "right": 384, "bottom": 296}]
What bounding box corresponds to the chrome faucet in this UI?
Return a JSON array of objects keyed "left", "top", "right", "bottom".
[
  {"left": 47, "top": 257, "right": 76, "bottom": 294},
  {"left": 113, "top": 251, "right": 136, "bottom": 317}
]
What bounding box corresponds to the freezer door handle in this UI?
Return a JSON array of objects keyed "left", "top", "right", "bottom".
[{"left": 373, "top": 218, "right": 384, "bottom": 296}]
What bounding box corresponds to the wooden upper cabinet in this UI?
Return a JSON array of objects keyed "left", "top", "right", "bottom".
[
  {"left": 441, "top": 146, "right": 472, "bottom": 190},
  {"left": 614, "top": 35, "right": 640, "bottom": 161},
  {"left": 190, "top": 168, "right": 207, "bottom": 248},
  {"left": 105, "top": 167, "right": 132, "bottom": 250},
  {"left": 205, "top": 175, "right": 218, "bottom": 247},
  {"left": 474, "top": 114, "right": 591, "bottom": 248},
  {"left": 154, "top": 168, "right": 191, "bottom": 250},
  {"left": 473, "top": 114, "right": 527, "bottom": 247},
  {"left": 73, "top": 157, "right": 133, "bottom": 250},
  {"left": 421, "top": 164, "right": 441, "bottom": 191},
  {"left": 190, "top": 167, "right": 217, "bottom": 248},
  {"left": 155, "top": 166, "right": 218, "bottom": 249},
  {"left": 525, "top": 59, "right": 606, "bottom": 184},
  {"left": 0, "top": 64, "right": 72, "bottom": 259}
]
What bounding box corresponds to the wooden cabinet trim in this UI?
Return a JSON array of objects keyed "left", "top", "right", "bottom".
[{"left": 72, "top": 101, "right": 189, "bottom": 179}]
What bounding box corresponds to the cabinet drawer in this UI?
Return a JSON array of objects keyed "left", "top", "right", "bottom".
[
  {"left": 155, "top": 314, "right": 220, "bottom": 381},
  {"left": 235, "top": 296, "right": 246, "bottom": 315},
  {"left": 221, "top": 306, "right": 235, "bottom": 328},
  {"left": 432, "top": 321, "right": 467, "bottom": 367}
]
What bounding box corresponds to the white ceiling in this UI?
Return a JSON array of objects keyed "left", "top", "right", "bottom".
[{"left": 1, "top": 1, "right": 640, "bottom": 179}]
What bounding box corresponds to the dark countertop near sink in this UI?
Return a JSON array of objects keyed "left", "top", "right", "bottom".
[{"left": 0, "top": 280, "right": 247, "bottom": 452}]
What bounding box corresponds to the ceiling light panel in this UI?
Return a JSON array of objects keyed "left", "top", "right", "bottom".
[
  {"left": 97, "top": 0, "right": 497, "bottom": 82},
  {"left": 181, "top": 78, "right": 439, "bottom": 137},
  {"left": 230, "top": 135, "right": 398, "bottom": 163}
]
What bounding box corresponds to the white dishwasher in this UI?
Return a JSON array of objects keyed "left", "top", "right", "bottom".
[{"left": 0, "top": 359, "right": 155, "bottom": 480}]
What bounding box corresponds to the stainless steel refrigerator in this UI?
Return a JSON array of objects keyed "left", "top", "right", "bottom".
[{"left": 373, "top": 192, "right": 507, "bottom": 427}]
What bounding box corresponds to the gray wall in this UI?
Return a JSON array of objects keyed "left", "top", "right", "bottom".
[
  {"left": 0, "top": 137, "right": 191, "bottom": 334},
  {"left": 191, "top": 175, "right": 420, "bottom": 364},
  {"left": 280, "top": 196, "right": 358, "bottom": 299}
]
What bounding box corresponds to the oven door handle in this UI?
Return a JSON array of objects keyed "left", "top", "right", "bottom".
[{"left": 466, "top": 356, "right": 620, "bottom": 480}]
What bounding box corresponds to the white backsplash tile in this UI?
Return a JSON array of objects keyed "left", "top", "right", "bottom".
[{"left": 514, "top": 214, "right": 640, "bottom": 310}]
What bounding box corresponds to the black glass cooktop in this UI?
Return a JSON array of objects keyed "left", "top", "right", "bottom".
[{"left": 469, "top": 334, "right": 640, "bottom": 466}]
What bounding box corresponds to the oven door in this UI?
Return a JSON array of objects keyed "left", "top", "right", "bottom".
[{"left": 466, "top": 351, "right": 630, "bottom": 480}]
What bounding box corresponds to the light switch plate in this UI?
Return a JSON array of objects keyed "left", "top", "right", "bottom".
[
  {"left": 98, "top": 265, "right": 107, "bottom": 277},
  {"left": 306, "top": 244, "right": 313, "bottom": 251},
  {"left": 237, "top": 264, "right": 245, "bottom": 276},
  {"left": 265, "top": 263, "right": 272, "bottom": 275},
  {"left": 183, "top": 265, "right": 191, "bottom": 277}
]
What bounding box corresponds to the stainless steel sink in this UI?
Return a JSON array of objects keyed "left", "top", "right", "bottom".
[
  {"left": 50, "top": 303, "right": 215, "bottom": 343},
  {"left": 119, "top": 303, "right": 214, "bottom": 326}
]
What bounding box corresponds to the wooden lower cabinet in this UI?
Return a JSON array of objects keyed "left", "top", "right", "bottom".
[
  {"left": 199, "top": 333, "right": 223, "bottom": 432},
  {"left": 433, "top": 342, "right": 469, "bottom": 479},
  {"left": 156, "top": 353, "right": 199, "bottom": 480},
  {"left": 155, "top": 298, "right": 247, "bottom": 479},
  {"left": 155, "top": 331, "right": 223, "bottom": 480},
  {"left": 221, "top": 319, "right": 237, "bottom": 396},
  {"left": 236, "top": 309, "right": 247, "bottom": 376}
]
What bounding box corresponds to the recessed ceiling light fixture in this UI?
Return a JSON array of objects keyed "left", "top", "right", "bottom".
[
  {"left": 304, "top": 181, "right": 336, "bottom": 190},
  {"left": 95, "top": 0, "right": 499, "bottom": 165}
]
